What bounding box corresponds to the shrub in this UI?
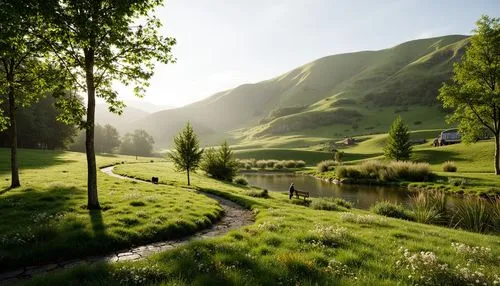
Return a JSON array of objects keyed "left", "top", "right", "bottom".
[
  {"left": 371, "top": 201, "right": 412, "bottom": 220},
  {"left": 200, "top": 142, "right": 239, "bottom": 181},
  {"left": 256, "top": 160, "right": 267, "bottom": 169},
  {"left": 284, "top": 160, "right": 297, "bottom": 168},
  {"left": 234, "top": 176, "right": 248, "bottom": 186},
  {"left": 295, "top": 160, "right": 306, "bottom": 168},
  {"left": 442, "top": 161, "right": 457, "bottom": 172},
  {"left": 266, "top": 160, "right": 278, "bottom": 168},
  {"left": 410, "top": 192, "right": 446, "bottom": 224},
  {"left": 317, "top": 160, "right": 336, "bottom": 173},
  {"left": 274, "top": 162, "right": 284, "bottom": 169}
]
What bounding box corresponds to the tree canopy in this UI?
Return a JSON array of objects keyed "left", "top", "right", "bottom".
[
  {"left": 439, "top": 15, "right": 500, "bottom": 174},
  {"left": 119, "top": 129, "right": 155, "bottom": 157},
  {"left": 38, "top": 0, "right": 176, "bottom": 208}
]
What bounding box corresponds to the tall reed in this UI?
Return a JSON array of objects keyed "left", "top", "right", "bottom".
[{"left": 410, "top": 191, "right": 446, "bottom": 224}]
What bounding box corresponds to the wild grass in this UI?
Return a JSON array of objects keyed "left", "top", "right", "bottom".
[
  {"left": 371, "top": 201, "right": 413, "bottom": 220},
  {"left": 8, "top": 156, "right": 499, "bottom": 285},
  {"left": 310, "top": 197, "right": 351, "bottom": 211},
  {"left": 244, "top": 189, "right": 269, "bottom": 198},
  {"left": 409, "top": 191, "right": 446, "bottom": 224},
  {"left": 336, "top": 160, "right": 432, "bottom": 182},
  {"left": 451, "top": 196, "right": 498, "bottom": 233},
  {"left": 0, "top": 149, "right": 222, "bottom": 271},
  {"left": 316, "top": 160, "right": 337, "bottom": 173},
  {"left": 238, "top": 159, "right": 307, "bottom": 170},
  {"left": 442, "top": 161, "right": 457, "bottom": 172}
]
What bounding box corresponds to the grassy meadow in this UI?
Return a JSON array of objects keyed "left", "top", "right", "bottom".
[
  {"left": 0, "top": 149, "right": 222, "bottom": 271},
  {"left": 26, "top": 161, "right": 500, "bottom": 285}
]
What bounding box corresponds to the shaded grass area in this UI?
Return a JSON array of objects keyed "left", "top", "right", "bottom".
[
  {"left": 28, "top": 161, "right": 499, "bottom": 285},
  {"left": 0, "top": 149, "right": 222, "bottom": 271}
]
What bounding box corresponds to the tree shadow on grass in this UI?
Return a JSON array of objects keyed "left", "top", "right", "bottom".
[
  {"left": 412, "top": 149, "right": 466, "bottom": 165},
  {"left": 0, "top": 148, "right": 77, "bottom": 176}
]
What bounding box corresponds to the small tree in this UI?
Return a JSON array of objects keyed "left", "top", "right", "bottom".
[
  {"left": 168, "top": 123, "right": 203, "bottom": 185},
  {"left": 385, "top": 116, "right": 412, "bottom": 161},
  {"left": 201, "top": 141, "right": 239, "bottom": 181},
  {"left": 334, "top": 150, "right": 344, "bottom": 164},
  {"left": 439, "top": 15, "right": 500, "bottom": 175}
]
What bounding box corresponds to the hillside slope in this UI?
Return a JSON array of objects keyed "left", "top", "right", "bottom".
[{"left": 132, "top": 35, "right": 469, "bottom": 147}]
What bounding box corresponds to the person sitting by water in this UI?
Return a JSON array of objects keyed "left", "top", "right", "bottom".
[{"left": 289, "top": 182, "right": 296, "bottom": 199}]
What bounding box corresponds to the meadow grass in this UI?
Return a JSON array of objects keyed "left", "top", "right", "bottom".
[
  {"left": 27, "top": 161, "right": 499, "bottom": 285},
  {"left": 0, "top": 149, "right": 222, "bottom": 271}
]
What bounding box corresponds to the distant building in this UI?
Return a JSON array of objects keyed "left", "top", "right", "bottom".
[{"left": 438, "top": 128, "right": 461, "bottom": 146}]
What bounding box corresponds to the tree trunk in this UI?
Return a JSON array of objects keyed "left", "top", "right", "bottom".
[
  {"left": 8, "top": 72, "right": 20, "bottom": 188},
  {"left": 85, "top": 49, "right": 99, "bottom": 209},
  {"left": 495, "top": 133, "right": 500, "bottom": 175},
  {"left": 187, "top": 168, "right": 190, "bottom": 186}
]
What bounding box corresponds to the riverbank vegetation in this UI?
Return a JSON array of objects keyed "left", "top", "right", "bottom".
[{"left": 27, "top": 160, "right": 499, "bottom": 285}]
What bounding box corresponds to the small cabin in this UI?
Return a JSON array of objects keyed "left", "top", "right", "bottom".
[{"left": 438, "top": 129, "right": 461, "bottom": 145}]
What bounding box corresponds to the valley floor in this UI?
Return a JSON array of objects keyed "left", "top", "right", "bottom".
[{"left": 1, "top": 149, "right": 496, "bottom": 285}]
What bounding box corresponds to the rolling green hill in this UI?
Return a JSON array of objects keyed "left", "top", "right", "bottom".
[{"left": 131, "top": 35, "right": 469, "bottom": 147}]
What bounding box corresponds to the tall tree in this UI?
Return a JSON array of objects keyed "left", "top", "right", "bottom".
[
  {"left": 439, "top": 15, "right": 500, "bottom": 175},
  {"left": 40, "top": 1, "right": 176, "bottom": 208},
  {"left": 0, "top": 0, "right": 57, "bottom": 188},
  {"left": 384, "top": 116, "right": 412, "bottom": 161},
  {"left": 119, "top": 129, "right": 154, "bottom": 157},
  {"left": 168, "top": 123, "right": 203, "bottom": 186}
]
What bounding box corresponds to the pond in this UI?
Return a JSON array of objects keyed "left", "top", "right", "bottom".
[{"left": 242, "top": 173, "right": 457, "bottom": 210}]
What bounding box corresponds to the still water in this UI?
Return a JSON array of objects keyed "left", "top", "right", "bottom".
[{"left": 243, "top": 173, "right": 443, "bottom": 209}]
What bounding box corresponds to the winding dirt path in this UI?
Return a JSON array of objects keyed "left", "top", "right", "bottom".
[{"left": 0, "top": 165, "right": 253, "bottom": 284}]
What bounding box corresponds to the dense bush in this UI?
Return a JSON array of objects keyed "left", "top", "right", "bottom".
[
  {"left": 201, "top": 142, "right": 239, "bottom": 181},
  {"left": 336, "top": 161, "right": 432, "bottom": 182},
  {"left": 274, "top": 162, "right": 284, "bottom": 169},
  {"left": 283, "top": 160, "right": 297, "bottom": 168},
  {"left": 371, "top": 201, "right": 413, "bottom": 220},
  {"left": 256, "top": 160, "right": 267, "bottom": 169},
  {"left": 442, "top": 161, "right": 457, "bottom": 172},
  {"left": 234, "top": 176, "right": 248, "bottom": 186},
  {"left": 317, "top": 160, "right": 336, "bottom": 173},
  {"left": 295, "top": 160, "right": 306, "bottom": 168}
]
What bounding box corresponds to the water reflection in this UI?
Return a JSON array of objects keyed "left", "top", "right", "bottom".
[{"left": 243, "top": 173, "right": 416, "bottom": 209}]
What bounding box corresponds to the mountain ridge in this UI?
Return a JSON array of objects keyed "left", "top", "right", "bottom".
[{"left": 129, "top": 35, "right": 469, "bottom": 147}]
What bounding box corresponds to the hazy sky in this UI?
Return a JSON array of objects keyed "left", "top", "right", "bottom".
[{"left": 113, "top": 0, "right": 500, "bottom": 108}]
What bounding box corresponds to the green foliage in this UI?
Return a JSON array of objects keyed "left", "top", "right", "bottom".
[
  {"left": 0, "top": 96, "right": 77, "bottom": 149},
  {"left": 336, "top": 161, "right": 432, "bottom": 182},
  {"left": 442, "top": 161, "right": 457, "bottom": 172},
  {"left": 168, "top": 123, "right": 203, "bottom": 185},
  {"left": 119, "top": 129, "right": 155, "bottom": 157},
  {"left": 371, "top": 201, "right": 413, "bottom": 220},
  {"left": 71, "top": 124, "right": 120, "bottom": 153},
  {"left": 200, "top": 141, "right": 238, "bottom": 181},
  {"left": 244, "top": 189, "right": 269, "bottom": 198},
  {"left": 334, "top": 150, "right": 344, "bottom": 163},
  {"left": 233, "top": 176, "right": 248, "bottom": 186},
  {"left": 384, "top": 116, "right": 412, "bottom": 161},
  {"left": 316, "top": 160, "right": 336, "bottom": 173},
  {"left": 438, "top": 15, "right": 500, "bottom": 174}
]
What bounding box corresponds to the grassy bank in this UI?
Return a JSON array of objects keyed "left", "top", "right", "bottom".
[
  {"left": 0, "top": 149, "right": 222, "bottom": 271},
  {"left": 28, "top": 161, "right": 500, "bottom": 285}
]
